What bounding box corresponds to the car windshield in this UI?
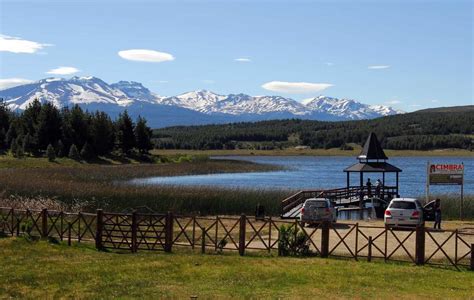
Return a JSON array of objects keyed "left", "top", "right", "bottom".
[
  {"left": 307, "top": 201, "right": 327, "bottom": 208},
  {"left": 390, "top": 201, "right": 416, "bottom": 209}
]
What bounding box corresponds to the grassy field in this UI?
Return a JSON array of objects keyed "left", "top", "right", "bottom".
[
  {"left": 152, "top": 147, "right": 474, "bottom": 157},
  {"left": 0, "top": 154, "right": 288, "bottom": 215},
  {"left": 1, "top": 238, "right": 473, "bottom": 299}
]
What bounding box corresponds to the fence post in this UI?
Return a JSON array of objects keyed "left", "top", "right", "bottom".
[
  {"left": 470, "top": 244, "right": 474, "bottom": 271},
  {"left": 131, "top": 211, "right": 137, "bottom": 253},
  {"left": 201, "top": 227, "right": 206, "bottom": 254},
  {"left": 41, "top": 208, "right": 48, "bottom": 238},
  {"left": 368, "top": 236, "right": 372, "bottom": 262},
  {"left": 164, "top": 211, "right": 174, "bottom": 253},
  {"left": 95, "top": 209, "right": 103, "bottom": 251},
  {"left": 239, "top": 214, "right": 246, "bottom": 256},
  {"left": 415, "top": 225, "right": 425, "bottom": 265},
  {"left": 321, "top": 221, "right": 329, "bottom": 258},
  {"left": 67, "top": 222, "right": 72, "bottom": 246}
]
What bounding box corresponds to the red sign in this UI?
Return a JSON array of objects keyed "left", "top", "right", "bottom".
[{"left": 428, "top": 163, "right": 464, "bottom": 185}]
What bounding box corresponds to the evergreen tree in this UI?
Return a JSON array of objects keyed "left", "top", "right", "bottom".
[
  {"left": 22, "top": 133, "right": 33, "bottom": 154},
  {"left": 90, "top": 111, "right": 115, "bottom": 155},
  {"left": 0, "top": 128, "right": 6, "bottom": 152},
  {"left": 68, "top": 144, "right": 81, "bottom": 160},
  {"left": 46, "top": 144, "right": 56, "bottom": 161},
  {"left": 36, "top": 102, "right": 62, "bottom": 150},
  {"left": 116, "top": 110, "right": 135, "bottom": 155},
  {"left": 80, "top": 142, "right": 94, "bottom": 160},
  {"left": 10, "top": 137, "right": 17, "bottom": 157},
  {"left": 134, "top": 116, "right": 153, "bottom": 154},
  {"left": 0, "top": 100, "right": 10, "bottom": 151},
  {"left": 56, "top": 140, "right": 65, "bottom": 157},
  {"left": 5, "top": 121, "right": 18, "bottom": 147},
  {"left": 61, "top": 105, "right": 89, "bottom": 151}
]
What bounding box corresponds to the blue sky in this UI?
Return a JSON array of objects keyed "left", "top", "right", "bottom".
[{"left": 0, "top": 0, "right": 472, "bottom": 111}]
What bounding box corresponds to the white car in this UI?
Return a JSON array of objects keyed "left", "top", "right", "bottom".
[
  {"left": 384, "top": 198, "right": 424, "bottom": 227},
  {"left": 300, "top": 198, "right": 337, "bottom": 225}
]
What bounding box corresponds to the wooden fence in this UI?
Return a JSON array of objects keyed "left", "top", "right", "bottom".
[{"left": 1, "top": 207, "right": 473, "bottom": 270}]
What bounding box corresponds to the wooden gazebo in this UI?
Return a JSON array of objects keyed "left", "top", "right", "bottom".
[{"left": 344, "top": 132, "right": 401, "bottom": 199}]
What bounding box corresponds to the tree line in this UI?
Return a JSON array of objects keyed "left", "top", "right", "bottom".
[
  {"left": 154, "top": 108, "right": 474, "bottom": 151},
  {"left": 0, "top": 99, "right": 153, "bottom": 160}
]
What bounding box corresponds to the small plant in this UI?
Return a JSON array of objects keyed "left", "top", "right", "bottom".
[
  {"left": 46, "top": 144, "right": 56, "bottom": 161},
  {"left": 217, "top": 238, "right": 227, "bottom": 253},
  {"left": 68, "top": 144, "right": 81, "bottom": 160},
  {"left": 278, "top": 224, "right": 311, "bottom": 256}
]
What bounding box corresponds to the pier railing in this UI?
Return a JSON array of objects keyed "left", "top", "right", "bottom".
[{"left": 280, "top": 186, "right": 399, "bottom": 218}]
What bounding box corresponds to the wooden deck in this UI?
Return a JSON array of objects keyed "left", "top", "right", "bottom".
[{"left": 280, "top": 186, "right": 398, "bottom": 219}]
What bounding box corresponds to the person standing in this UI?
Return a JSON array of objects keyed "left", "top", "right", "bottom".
[
  {"left": 366, "top": 178, "right": 372, "bottom": 197},
  {"left": 433, "top": 198, "right": 442, "bottom": 230},
  {"left": 375, "top": 179, "right": 382, "bottom": 197}
]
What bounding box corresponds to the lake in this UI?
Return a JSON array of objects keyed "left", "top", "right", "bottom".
[{"left": 130, "top": 156, "right": 474, "bottom": 196}]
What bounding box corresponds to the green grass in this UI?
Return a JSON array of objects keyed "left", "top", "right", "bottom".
[{"left": 0, "top": 237, "right": 473, "bottom": 299}]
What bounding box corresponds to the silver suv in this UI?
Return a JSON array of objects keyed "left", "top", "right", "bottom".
[
  {"left": 300, "top": 198, "right": 337, "bottom": 225},
  {"left": 384, "top": 198, "right": 424, "bottom": 227}
]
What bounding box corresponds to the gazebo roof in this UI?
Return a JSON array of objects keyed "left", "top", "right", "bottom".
[
  {"left": 357, "top": 132, "right": 388, "bottom": 160},
  {"left": 344, "top": 162, "right": 402, "bottom": 173}
]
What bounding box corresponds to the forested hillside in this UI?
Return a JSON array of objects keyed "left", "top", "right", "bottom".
[
  {"left": 154, "top": 106, "right": 474, "bottom": 151},
  {"left": 0, "top": 99, "right": 154, "bottom": 159}
]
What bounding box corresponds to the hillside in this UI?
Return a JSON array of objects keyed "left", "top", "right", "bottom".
[{"left": 153, "top": 106, "right": 474, "bottom": 151}]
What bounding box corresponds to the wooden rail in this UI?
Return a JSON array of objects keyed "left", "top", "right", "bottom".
[
  {"left": 0, "top": 207, "right": 472, "bottom": 270},
  {"left": 281, "top": 186, "right": 399, "bottom": 217}
]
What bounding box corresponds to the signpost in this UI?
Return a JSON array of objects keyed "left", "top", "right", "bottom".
[{"left": 426, "top": 162, "right": 465, "bottom": 220}]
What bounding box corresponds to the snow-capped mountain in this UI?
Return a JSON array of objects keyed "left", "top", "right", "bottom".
[
  {"left": 0, "top": 76, "right": 403, "bottom": 127},
  {"left": 304, "top": 96, "right": 403, "bottom": 120}
]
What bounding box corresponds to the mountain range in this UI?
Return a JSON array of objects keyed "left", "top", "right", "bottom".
[{"left": 0, "top": 76, "right": 403, "bottom": 128}]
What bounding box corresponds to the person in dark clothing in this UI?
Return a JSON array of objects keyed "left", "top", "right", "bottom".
[
  {"left": 366, "top": 178, "right": 372, "bottom": 197},
  {"left": 375, "top": 179, "right": 382, "bottom": 197},
  {"left": 433, "top": 198, "right": 442, "bottom": 230}
]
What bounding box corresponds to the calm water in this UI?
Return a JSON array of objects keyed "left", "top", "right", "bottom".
[{"left": 130, "top": 156, "right": 474, "bottom": 196}]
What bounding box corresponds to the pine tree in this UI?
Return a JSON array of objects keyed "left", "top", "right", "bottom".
[
  {"left": 68, "top": 144, "right": 80, "bottom": 160},
  {"left": 46, "top": 144, "right": 56, "bottom": 161},
  {"left": 116, "top": 110, "right": 135, "bottom": 155},
  {"left": 10, "top": 137, "right": 17, "bottom": 157},
  {"left": 134, "top": 116, "right": 153, "bottom": 154},
  {"left": 22, "top": 133, "right": 33, "bottom": 154},
  {"left": 90, "top": 111, "right": 115, "bottom": 156},
  {"left": 36, "top": 102, "right": 62, "bottom": 150},
  {"left": 56, "top": 140, "right": 65, "bottom": 157},
  {"left": 80, "top": 142, "right": 94, "bottom": 160}
]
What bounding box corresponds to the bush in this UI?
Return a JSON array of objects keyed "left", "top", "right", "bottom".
[
  {"left": 80, "top": 142, "right": 94, "bottom": 160},
  {"left": 68, "top": 144, "right": 81, "bottom": 160},
  {"left": 46, "top": 144, "right": 56, "bottom": 161},
  {"left": 278, "top": 224, "right": 311, "bottom": 256}
]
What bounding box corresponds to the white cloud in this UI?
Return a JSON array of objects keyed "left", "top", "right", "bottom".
[
  {"left": 202, "top": 79, "right": 215, "bottom": 84},
  {"left": 325, "top": 62, "right": 334, "bottom": 66},
  {"left": 46, "top": 66, "right": 80, "bottom": 75},
  {"left": 157, "top": 80, "right": 169, "bottom": 83},
  {"left": 0, "top": 78, "right": 34, "bottom": 90},
  {"left": 234, "top": 58, "right": 251, "bottom": 62},
  {"left": 118, "top": 49, "right": 174, "bottom": 63},
  {"left": 261, "top": 81, "right": 333, "bottom": 94},
  {"left": 410, "top": 104, "right": 422, "bottom": 107},
  {"left": 368, "top": 65, "right": 390, "bottom": 69},
  {"left": 386, "top": 100, "right": 401, "bottom": 105},
  {"left": 431, "top": 99, "right": 439, "bottom": 103},
  {"left": 0, "top": 34, "right": 51, "bottom": 54}
]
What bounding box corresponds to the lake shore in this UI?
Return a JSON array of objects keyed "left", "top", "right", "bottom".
[{"left": 152, "top": 148, "right": 474, "bottom": 157}]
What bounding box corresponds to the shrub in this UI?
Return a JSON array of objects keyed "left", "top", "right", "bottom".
[
  {"left": 68, "top": 144, "right": 81, "bottom": 160},
  {"left": 80, "top": 142, "right": 94, "bottom": 160},
  {"left": 46, "top": 144, "right": 56, "bottom": 161},
  {"left": 278, "top": 224, "right": 311, "bottom": 256}
]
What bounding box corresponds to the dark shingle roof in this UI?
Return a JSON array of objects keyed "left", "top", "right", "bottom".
[
  {"left": 344, "top": 162, "right": 402, "bottom": 173},
  {"left": 358, "top": 132, "right": 388, "bottom": 160}
]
